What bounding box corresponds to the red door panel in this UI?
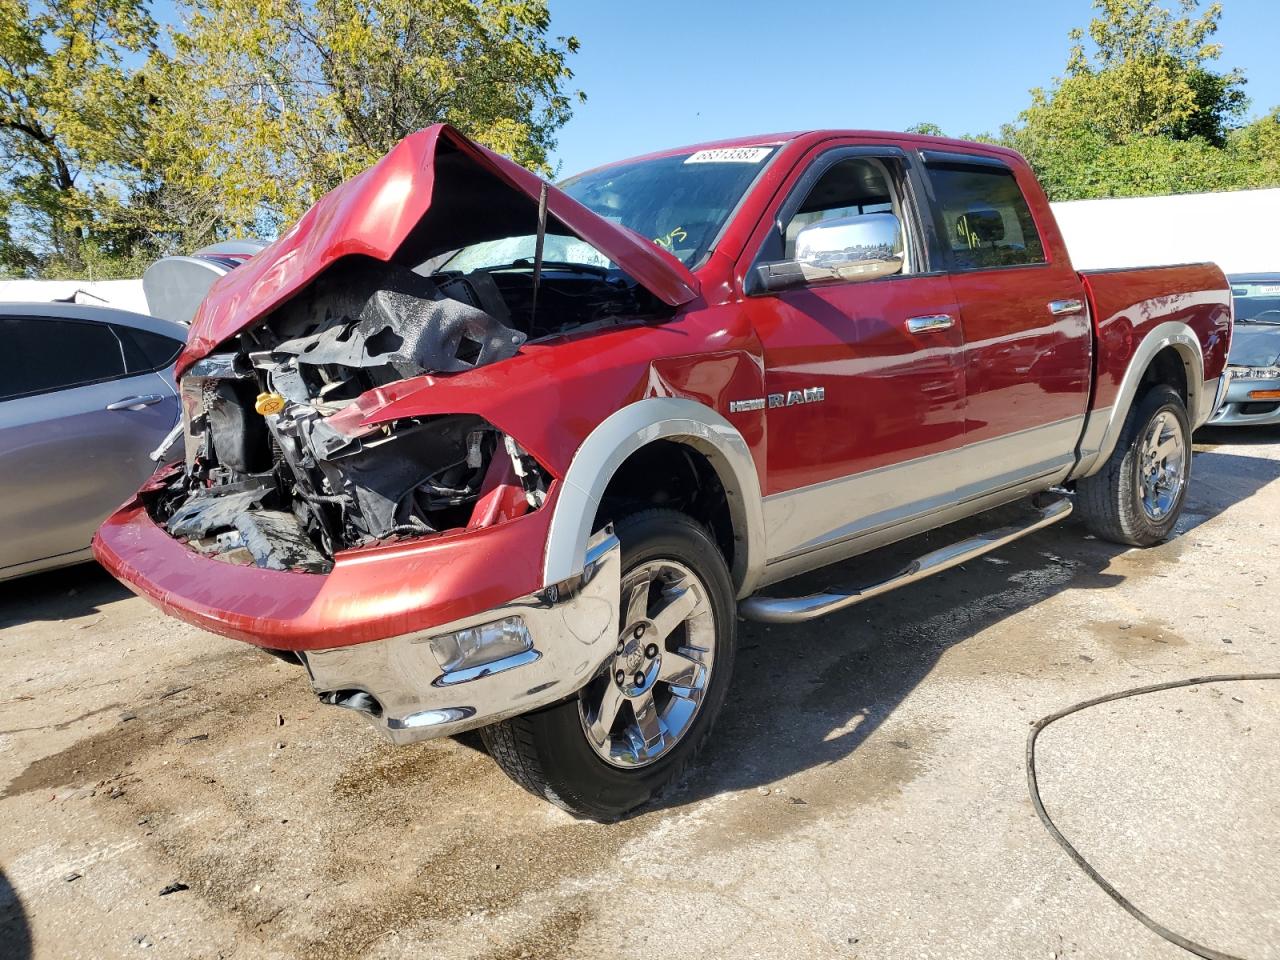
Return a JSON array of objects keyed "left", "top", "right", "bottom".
[
  {"left": 949, "top": 266, "right": 1092, "bottom": 444},
  {"left": 741, "top": 274, "right": 965, "bottom": 496}
]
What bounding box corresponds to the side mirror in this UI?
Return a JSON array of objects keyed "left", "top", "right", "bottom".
[{"left": 755, "top": 212, "right": 904, "bottom": 293}]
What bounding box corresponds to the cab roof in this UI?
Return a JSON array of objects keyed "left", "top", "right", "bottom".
[{"left": 569, "top": 130, "right": 1025, "bottom": 178}]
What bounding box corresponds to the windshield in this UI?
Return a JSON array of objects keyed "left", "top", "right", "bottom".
[
  {"left": 1230, "top": 279, "right": 1280, "bottom": 324},
  {"left": 442, "top": 146, "right": 779, "bottom": 273}
]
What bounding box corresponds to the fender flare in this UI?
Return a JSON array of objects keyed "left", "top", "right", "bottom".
[
  {"left": 542, "top": 397, "right": 766, "bottom": 599},
  {"left": 1071, "top": 321, "right": 1205, "bottom": 480}
]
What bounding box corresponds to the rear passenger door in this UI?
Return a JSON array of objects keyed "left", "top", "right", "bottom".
[
  {"left": 0, "top": 316, "right": 180, "bottom": 573},
  {"left": 920, "top": 150, "right": 1092, "bottom": 491}
]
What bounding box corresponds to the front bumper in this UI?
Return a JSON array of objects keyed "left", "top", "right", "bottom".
[
  {"left": 300, "top": 530, "right": 620, "bottom": 743},
  {"left": 1208, "top": 373, "right": 1280, "bottom": 426},
  {"left": 95, "top": 481, "right": 622, "bottom": 743}
]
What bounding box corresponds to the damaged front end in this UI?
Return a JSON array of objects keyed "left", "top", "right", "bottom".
[
  {"left": 146, "top": 260, "right": 553, "bottom": 573},
  {"left": 145, "top": 123, "right": 698, "bottom": 575}
]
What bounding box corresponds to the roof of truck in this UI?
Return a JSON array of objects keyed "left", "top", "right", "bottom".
[{"left": 568, "top": 130, "right": 1024, "bottom": 178}]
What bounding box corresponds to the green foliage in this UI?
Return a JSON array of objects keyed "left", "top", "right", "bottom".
[
  {"left": 0, "top": 0, "right": 580, "bottom": 277},
  {"left": 0, "top": 0, "right": 168, "bottom": 276},
  {"left": 997, "top": 0, "right": 1278, "bottom": 200},
  {"left": 3, "top": 0, "right": 1277, "bottom": 278},
  {"left": 1228, "top": 106, "right": 1280, "bottom": 184},
  {"left": 156, "top": 0, "right": 583, "bottom": 234}
]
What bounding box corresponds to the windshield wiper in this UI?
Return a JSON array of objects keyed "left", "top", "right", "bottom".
[{"left": 498, "top": 258, "right": 612, "bottom": 277}]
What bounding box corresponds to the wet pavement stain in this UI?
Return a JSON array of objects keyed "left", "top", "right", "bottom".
[
  {"left": 477, "top": 900, "right": 591, "bottom": 960},
  {"left": 1087, "top": 618, "right": 1187, "bottom": 658},
  {"left": 0, "top": 701, "right": 125, "bottom": 737},
  {"left": 332, "top": 740, "right": 459, "bottom": 802},
  {"left": 81, "top": 696, "right": 644, "bottom": 960},
  {"left": 1, "top": 661, "right": 299, "bottom": 798}
]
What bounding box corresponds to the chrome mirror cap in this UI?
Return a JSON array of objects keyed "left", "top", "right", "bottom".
[
  {"left": 794, "top": 212, "right": 904, "bottom": 282},
  {"left": 755, "top": 212, "right": 904, "bottom": 293}
]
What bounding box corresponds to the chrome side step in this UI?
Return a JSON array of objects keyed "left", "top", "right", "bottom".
[{"left": 738, "top": 498, "right": 1073, "bottom": 625}]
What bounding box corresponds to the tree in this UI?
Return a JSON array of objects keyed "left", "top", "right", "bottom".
[
  {"left": 156, "top": 0, "right": 583, "bottom": 236},
  {"left": 1056, "top": 0, "right": 1247, "bottom": 144},
  {"left": 0, "top": 0, "right": 164, "bottom": 276},
  {"left": 999, "top": 0, "right": 1274, "bottom": 200},
  {"left": 1229, "top": 106, "right": 1280, "bottom": 185}
]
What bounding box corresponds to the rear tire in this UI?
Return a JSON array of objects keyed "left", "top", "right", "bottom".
[
  {"left": 481, "top": 509, "right": 736, "bottom": 820},
  {"left": 1076, "top": 384, "right": 1191, "bottom": 547}
]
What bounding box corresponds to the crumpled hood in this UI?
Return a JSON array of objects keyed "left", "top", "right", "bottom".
[
  {"left": 1228, "top": 323, "right": 1280, "bottom": 368},
  {"left": 177, "top": 124, "right": 700, "bottom": 378}
]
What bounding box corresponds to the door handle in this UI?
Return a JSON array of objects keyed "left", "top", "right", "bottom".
[
  {"left": 106, "top": 394, "right": 164, "bottom": 411},
  {"left": 906, "top": 314, "right": 955, "bottom": 334},
  {"left": 1048, "top": 298, "right": 1085, "bottom": 316}
]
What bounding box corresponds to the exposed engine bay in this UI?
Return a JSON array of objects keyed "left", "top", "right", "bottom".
[{"left": 145, "top": 256, "right": 665, "bottom": 573}]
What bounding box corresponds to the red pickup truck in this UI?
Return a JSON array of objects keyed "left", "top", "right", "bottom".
[{"left": 95, "top": 126, "right": 1231, "bottom": 819}]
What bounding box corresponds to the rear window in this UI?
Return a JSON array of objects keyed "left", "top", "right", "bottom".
[
  {"left": 927, "top": 163, "right": 1046, "bottom": 271},
  {"left": 1, "top": 316, "right": 129, "bottom": 400}
]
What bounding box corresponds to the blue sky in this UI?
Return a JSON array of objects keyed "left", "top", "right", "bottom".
[{"left": 546, "top": 0, "right": 1280, "bottom": 175}]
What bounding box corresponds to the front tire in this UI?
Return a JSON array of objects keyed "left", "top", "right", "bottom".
[
  {"left": 481, "top": 509, "right": 736, "bottom": 820},
  {"left": 1076, "top": 384, "right": 1191, "bottom": 546}
]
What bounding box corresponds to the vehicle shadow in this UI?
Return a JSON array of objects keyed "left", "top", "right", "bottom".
[
  {"left": 1194, "top": 424, "right": 1280, "bottom": 447},
  {"left": 0, "top": 562, "right": 132, "bottom": 629},
  {"left": 653, "top": 445, "right": 1280, "bottom": 812},
  {"left": 0, "top": 868, "right": 32, "bottom": 960}
]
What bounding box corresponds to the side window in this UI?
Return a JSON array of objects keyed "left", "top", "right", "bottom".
[
  {"left": 117, "top": 325, "right": 183, "bottom": 373},
  {"left": 757, "top": 155, "right": 914, "bottom": 280},
  {"left": 926, "top": 163, "right": 1045, "bottom": 270},
  {"left": 0, "top": 316, "right": 129, "bottom": 401},
  {"left": 784, "top": 158, "right": 907, "bottom": 263}
]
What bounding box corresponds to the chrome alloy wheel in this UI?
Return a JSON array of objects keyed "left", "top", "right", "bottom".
[
  {"left": 578, "top": 560, "right": 716, "bottom": 768},
  {"left": 1138, "top": 410, "right": 1186, "bottom": 521}
]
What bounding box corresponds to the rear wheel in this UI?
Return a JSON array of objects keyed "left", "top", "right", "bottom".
[
  {"left": 481, "top": 509, "right": 735, "bottom": 820},
  {"left": 1076, "top": 384, "right": 1191, "bottom": 546}
]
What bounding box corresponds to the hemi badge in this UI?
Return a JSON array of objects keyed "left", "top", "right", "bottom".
[{"left": 728, "top": 398, "right": 766, "bottom": 413}]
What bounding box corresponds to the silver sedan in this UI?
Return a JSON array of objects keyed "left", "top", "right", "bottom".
[
  {"left": 0, "top": 303, "right": 187, "bottom": 580},
  {"left": 1209, "top": 273, "right": 1280, "bottom": 427}
]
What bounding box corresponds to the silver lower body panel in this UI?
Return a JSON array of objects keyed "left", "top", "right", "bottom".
[
  {"left": 757, "top": 416, "right": 1082, "bottom": 588},
  {"left": 300, "top": 530, "right": 621, "bottom": 744}
]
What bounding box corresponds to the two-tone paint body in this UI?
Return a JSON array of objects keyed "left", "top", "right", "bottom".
[{"left": 95, "top": 128, "right": 1230, "bottom": 737}]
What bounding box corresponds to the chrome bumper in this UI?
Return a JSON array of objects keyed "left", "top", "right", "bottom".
[{"left": 299, "top": 529, "right": 621, "bottom": 744}]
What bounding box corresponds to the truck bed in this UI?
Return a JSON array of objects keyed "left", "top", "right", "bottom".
[{"left": 1082, "top": 262, "right": 1231, "bottom": 417}]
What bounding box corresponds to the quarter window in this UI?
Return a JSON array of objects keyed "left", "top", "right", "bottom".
[
  {"left": 1, "top": 317, "right": 129, "bottom": 401},
  {"left": 117, "top": 325, "right": 184, "bottom": 372},
  {"left": 927, "top": 163, "right": 1045, "bottom": 270}
]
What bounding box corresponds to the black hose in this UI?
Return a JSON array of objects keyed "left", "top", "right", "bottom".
[
  {"left": 387, "top": 522, "right": 433, "bottom": 536},
  {"left": 1027, "top": 673, "right": 1280, "bottom": 960}
]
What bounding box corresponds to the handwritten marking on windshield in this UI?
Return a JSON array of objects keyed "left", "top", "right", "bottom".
[{"left": 654, "top": 226, "right": 688, "bottom": 251}]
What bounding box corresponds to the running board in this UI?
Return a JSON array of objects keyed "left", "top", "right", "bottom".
[{"left": 738, "top": 497, "right": 1073, "bottom": 625}]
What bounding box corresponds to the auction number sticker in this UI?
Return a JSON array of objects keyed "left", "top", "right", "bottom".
[{"left": 684, "top": 147, "right": 772, "bottom": 164}]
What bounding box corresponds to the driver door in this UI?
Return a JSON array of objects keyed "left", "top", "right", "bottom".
[{"left": 737, "top": 143, "right": 967, "bottom": 565}]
